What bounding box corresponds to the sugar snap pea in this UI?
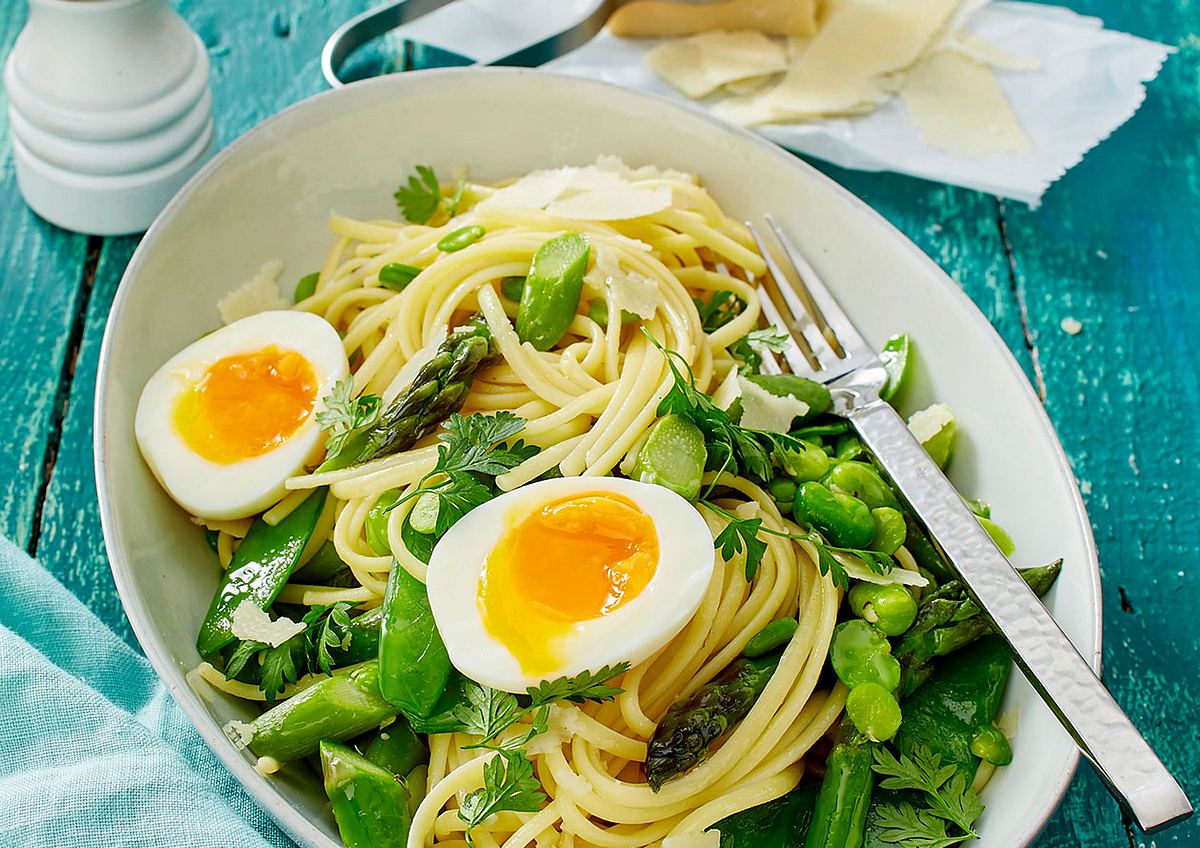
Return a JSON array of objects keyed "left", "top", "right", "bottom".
[
  {"left": 878, "top": 333, "right": 912, "bottom": 401},
  {"left": 378, "top": 565, "right": 451, "bottom": 718},
  {"left": 364, "top": 717, "right": 428, "bottom": 776},
  {"left": 793, "top": 482, "right": 875, "bottom": 549},
  {"left": 803, "top": 723, "right": 874, "bottom": 848},
  {"left": 587, "top": 298, "right": 637, "bottom": 326},
  {"left": 365, "top": 490, "right": 401, "bottom": 556},
  {"left": 516, "top": 232, "right": 590, "bottom": 351},
  {"left": 717, "top": 783, "right": 819, "bottom": 848},
  {"left": 978, "top": 515, "right": 1015, "bottom": 556},
  {"left": 744, "top": 373, "right": 831, "bottom": 423},
  {"left": 500, "top": 275, "right": 526, "bottom": 302},
  {"left": 321, "top": 739, "right": 412, "bottom": 848}
]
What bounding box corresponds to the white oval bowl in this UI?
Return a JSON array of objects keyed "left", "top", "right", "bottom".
[{"left": 95, "top": 68, "right": 1101, "bottom": 848}]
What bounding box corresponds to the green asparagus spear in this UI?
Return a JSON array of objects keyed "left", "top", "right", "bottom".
[
  {"left": 894, "top": 560, "right": 1062, "bottom": 696},
  {"left": 645, "top": 652, "right": 779, "bottom": 790},
  {"left": 352, "top": 319, "right": 497, "bottom": 465},
  {"left": 320, "top": 739, "right": 412, "bottom": 848},
  {"left": 803, "top": 723, "right": 874, "bottom": 848},
  {"left": 248, "top": 662, "right": 396, "bottom": 762}
]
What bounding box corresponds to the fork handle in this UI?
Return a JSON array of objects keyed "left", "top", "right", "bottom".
[{"left": 845, "top": 398, "right": 1193, "bottom": 833}]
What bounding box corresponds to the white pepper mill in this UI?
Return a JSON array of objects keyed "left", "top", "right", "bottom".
[{"left": 4, "top": 0, "right": 214, "bottom": 235}]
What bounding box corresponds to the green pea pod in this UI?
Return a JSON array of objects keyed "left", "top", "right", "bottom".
[
  {"left": 407, "top": 669, "right": 472, "bottom": 734},
  {"left": 296, "top": 540, "right": 348, "bottom": 582},
  {"left": 404, "top": 764, "right": 429, "bottom": 817},
  {"left": 249, "top": 662, "right": 396, "bottom": 762},
  {"left": 379, "top": 263, "right": 422, "bottom": 291},
  {"left": 196, "top": 488, "right": 328, "bottom": 656},
  {"left": 834, "top": 434, "right": 866, "bottom": 461},
  {"left": 633, "top": 414, "right": 707, "bottom": 500},
  {"left": 878, "top": 333, "right": 911, "bottom": 402},
  {"left": 744, "top": 617, "right": 798, "bottom": 658},
  {"left": 793, "top": 482, "right": 875, "bottom": 549},
  {"left": 366, "top": 491, "right": 402, "bottom": 556},
  {"left": 830, "top": 620, "right": 901, "bottom": 692},
  {"left": 516, "top": 233, "right": 590, "bottom": 351},
  {"left": 803, "top": 723, "right": 875, "bottom": 848},
  {"left": 294, "top": 271, "right": 319, "bottom": 303},
  {"left": 823, "top": 462, "right": 899, "bottom": 510},
  {"left": 437, "top": 225, "right": 485, "bottom": 253},
  {"left": 379, "top": 565, "right": 451, "bottom": 717},
  {"left": 321, "top": 739, "right": 412, "bottom": 848},
  {"left": 717, "top": 783, "right": 819, "bottom": 848},
  {"left": 744, "top": 373, "right": 831, "bottom": 423},
  {"left": 364, "top": 718, "right": 428, "bottom": 776}
]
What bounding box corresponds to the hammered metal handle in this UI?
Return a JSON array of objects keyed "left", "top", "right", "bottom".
[{"left": 847, "top": 398, "right": 1193, "bottom": 834}]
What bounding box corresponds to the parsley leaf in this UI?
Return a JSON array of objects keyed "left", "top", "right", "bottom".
[
  {"left": 458, "top": 750, "right": 547, "bottom": 846},
  {"left": 453, "top": 681, "right": 524, "bottom": 741},
  {"left": 259, "top": 640, "right": 300, "bottom": 701},
  {"left": 728, "top": 326, "right": 790, "bottom": 375},
  {"left": 315, "top": 378, "right": 382, "bottom": 463},
  {"left": 527, "top": 663, "right": 630, "bottom": 706},
  {"left": 872, "top": 745, "right": 985, "bottom": 837},
  {"left": 435, "top": 412, "right": 535, "bottom": 476},
  {"left": 303, "top": 601, "right": 354, "bottom": 676},
  {"left": 694, "top": 290, "right": 745, "bottom": 332},
  {"left": 395, "top": 164, "right": 444, "bottom": 224},
  {"left": 447, "top": 174, "right": 467, "bottom": 217},
  {"left": 224, "top": 639, "right": 266, "bottom": 681},
  {"left": 872, "top": 803, "right": 964, "bottom": 848},
  {"left": 712, "top": 514, "right": 769, "bottom": 580},
  {"left": 223, "top": 603, "right": 354, "bottom": 699}
]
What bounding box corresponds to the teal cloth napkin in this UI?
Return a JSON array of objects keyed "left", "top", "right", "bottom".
[{"left": 0, "top": 534, "right": 293, "bottom": 847}]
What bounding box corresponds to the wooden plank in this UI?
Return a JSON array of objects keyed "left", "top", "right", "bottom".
[
  {"left": 997, "top": 2, "right": 1200, "bottom": 845},
  {"left": 0, "top": 6, "right": 90, "bottom": 547}
]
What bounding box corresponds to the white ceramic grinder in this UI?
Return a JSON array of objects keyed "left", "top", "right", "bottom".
[{"left": 5, "top": 0, "right": 214, "bottom": 235}]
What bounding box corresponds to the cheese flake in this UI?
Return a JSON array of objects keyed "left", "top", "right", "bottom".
[
  {"left": 647, "top": 30, "right": 788, "bottom": 99},
  {"left": 587, "top": 247, "right": 661, "bottom": 319},
  {"left": 547, "top": 185, "right": 673, "bottom": 221},
  {"left": 710, "top": 365, "right": 743, "bottom": 411},
  {"left": 229, "top": 599, "right": 305, "bottom": 648},
  {"left": 736, "top": 376, "right": 810, "bottom": 433},
  {"left": 217, "top": 260, "right": 287, "bottom": 324},
  {"left": 907, "top": 402, "right": 955, "bottom": 443}
]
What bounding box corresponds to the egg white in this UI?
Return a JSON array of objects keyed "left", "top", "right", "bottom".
[
  {"left": 426, "top": 476, "right": 716, "bottom": 693},
  {"left": 135, "top": 310, "right": 348, "bottom": 520}
]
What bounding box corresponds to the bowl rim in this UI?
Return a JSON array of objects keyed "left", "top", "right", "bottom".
[{"left": 94, "top": 65, "right": 1102, "bottom": 848}]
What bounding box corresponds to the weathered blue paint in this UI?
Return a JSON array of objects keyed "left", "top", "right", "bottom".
[{"left": 0, "top": 1, "right": 1194, "bottom": 845}]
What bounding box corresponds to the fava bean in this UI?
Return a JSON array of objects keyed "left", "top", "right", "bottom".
[
  {"left": 793, "top": 482, "right": 875, "bottom": 549},
  {"left": 744, "top": 617, "right": 798, "bottom": 657},
  {"left": 823, "top": 461, "right": 899, "bottom": 510},
  {"left": 869, "top": 506, "right": 907, "bottom": 556},
  {"left": 379, "top": 263, "right": 422, "bottom": 291},
  {"left": 436, "top": 225, "right": 485, "bottom": 253},
  {"left": 970, "top": 724, "right": 1013, "bottom": 766},
  {"left": 516, "top": 232, "right": 590, "bottom": 351},
  {"left": 586, "top": 298, "right": 637, "bottom": 326},
  {"left": 500, "top": 276, "right": 526, "bottom": 302},
  {"left": 978, "top": 515, "right": 1015, "bottom": 557},
  {"left": 829, "top": 619, "right": 901, "bottom": 691},
  {"left": 767, "top": 477, "right": 797, "bottom": 508},
  {"left": 845, "top": 682, "right": 902, "bottom": 742},
  {"left": 834, "top": 434, "right": 866, "bottom": 461},
  {"left": 777, "top": 440, "right": 831, "bottom": 482},
  {"left": 848, "top": 582, "right": 917, "bottom": 636}
]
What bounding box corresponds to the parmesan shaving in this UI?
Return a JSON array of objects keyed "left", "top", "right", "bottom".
[
  {"left": 586, "top": 247, "right": 661, "bottom": 319},
  {"left": 907, "top": 402, "right": 956, "bottom": 443},
  {"left": 229, "top": 599, "right": 305, "bottom": 648},
  {"left": 941, "top": 29, "right": 1039, "bottom": 71},
  {"left": 547, "top": 186, "right": 673, "bottom": 220},
  {"left": 736, "top": 376, "right": 809, "bottom": 433},
  {"left": 217, "top": 260, "right": 287, "bottom": 324},
  {"left": 224, "top": 719, "right": 256, "bottom": 750},
  {"left": 189, "top": 515, "right": 253, "bottom": 538},
  {"left": 710, "top": 365, "right": 743, "bottom": 411},
  {"left": 647, "top": 31, "right": 788, "bottom": 99},
  {"left": 900, "top": 50, "right": 1032, "bottom": 156},
  {"left": 835, "top": 552, "right": 930, "bottom": 587},
  {"left": 478, "top": 159, "right": 675, "bottom": 220},
  {"left": 608, "top": 0, "right": 818, "bottom": 39}
]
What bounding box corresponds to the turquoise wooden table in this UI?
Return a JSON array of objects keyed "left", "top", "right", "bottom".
[{"left": 1, "top": 2, "right": 1196, "bottom": 845}]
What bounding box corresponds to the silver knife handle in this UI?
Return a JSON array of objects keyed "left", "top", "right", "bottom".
[{"left": 846, "top": 398, "right": 1193, "bottom": 833}]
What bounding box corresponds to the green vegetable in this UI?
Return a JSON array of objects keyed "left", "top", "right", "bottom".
[
  {"left": 321, "top": 739, "right": 412, "bottom": 848},
  {"left": 830, "top": 620, "right": 900, "bottom": 692},
  {"left": 776, "top": 440, "right": 831, "bottom": 482},
  {"left": 379, "top": 565, "right": 451, "bottom": 718},
  {"left": 330, "top": 606, "right": 384, "bottom": 666},
  {"left": 695, "top": 290, "right": 745, "bottom": 332},
  {"left": 823, "top": 462, "right": 899, "bottom": 510},
  {"left": 803, "top": 723, "right": 874, "bottom": 848},
  {"left": 907, "top": 404, "right": 956, "bottom": 469},
  {"left": 767, "top": 476, "right": 798, "bottom": 507},
  {"left": 407, "top": 491, "right": 441, "bottom": 535},
  {"left": 834, "top": 434, "right": 866, "bottom": 461},
  {"left": 645, "top": 653, "right": 779, "bottom": 790},
  {"left": 437, "top": 225, "right": 485, "bottom": 253},
  {"left": 743, "top": 373, "right": 831, "bottom": 423},
  {"left": 294, "top": 271, "right": 319, "bottom": 302},
  {"left": 846, "top": 683, "right": 902, "bottom": 742},
  {"left": 404, "top": 764, "right": 429, "bottom": 816},
  {"left": 364, "top": 718, "right": 428, "bottom": 776},
  {"left": 365, "top": 491, "right": 402, "bottom": 556},
  {"left": 633, "top": 414, "right": 707, "bottom": 500},
  {"left": 316, "top": 379, "right": 384, "bottom": 469},
  {"left": 249, "top": 662, "right": 396, "bottom": 762},
  {"left": 717, "top": 783, "right": 818, "bottom": 848},
  {"left": 978, "top": 515, "right": 1015, "bottom": 556},
  {"left": 458, "top": 750, "right": 547, "bottom": 843},
  {"left": 352, "top": 320, "right": 497, "bottom": 466},
  {"left": 500, "top": 276, "right": 526, "bottom": 302},
  {"left": 295, "top": 540, "right": 348, "bottom": 582},
  {"left": 395, "top": 165, "right": 443, "bottom": 224},
  {"left": 848, "top": 583, "right": 917, "bottom": 637},
  {"left": 894, "top": 561, "right": 1061, "bottom": 696},
  {"left": 970, "top": 724, "right": 1013, "bottom": 766},
  {"left": 868, "top": 744, "right": 984, "bottom": 845},
  {"left": 204, "top": 527, "right": 219, "bottom": 553},
  {"left": 516, "top": 233, "right": 590, "bottom": 351},
  {"left": 196, "top": 488, "right": 328, "bottom": 656},
  {"left": 379, "top": 263, "right": 422, "bottom": 291},
  {"left": 879, "top": 333, "right": 912, "bottom": 402},
  {"left": 744, "top": 617, "right": 797, "bottom": 657},
  {"left": 793, "top": 482, "right": 876, "bottom": 549},
  {"left": 868, "top": 507, "right": 906, "bottom": 557},
  {"left": 963, "top": 496, "right": 991, "bottom": 519},
  {"left": 408, "top": 670, "right": 473, "bottom": 734},
  {"left": 586, "top": 298, "right": 638, "bottom": 326},
  {"left": 727, "top": 326, "right": 790, "bottom": 375}
]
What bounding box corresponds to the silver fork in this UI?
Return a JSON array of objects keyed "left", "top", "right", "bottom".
[{"left": 748, "top": 214, "right": 1193, "bottom": 834}]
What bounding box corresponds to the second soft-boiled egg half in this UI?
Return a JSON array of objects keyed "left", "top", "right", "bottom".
[
  {"left": 426, "top": 477, "right": 717, "bottom": 693},
  {"left": 135, "top": 310, "right": 348, "bottom": 521}
]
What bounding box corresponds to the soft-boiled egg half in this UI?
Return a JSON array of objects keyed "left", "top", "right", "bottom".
[
  {"left": 426, "top": 477, "right": 716, "bottom": 693},
  {"left": 135, "top": 310, "right": 348, "bottom": 520}
]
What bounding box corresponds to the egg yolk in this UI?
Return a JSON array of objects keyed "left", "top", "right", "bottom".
[
  {"left": 477, "top": 492, "right": 659, "bottom": 676},
  {"left": 173, "top": 346, "right": 318, "bottom": 464}
]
